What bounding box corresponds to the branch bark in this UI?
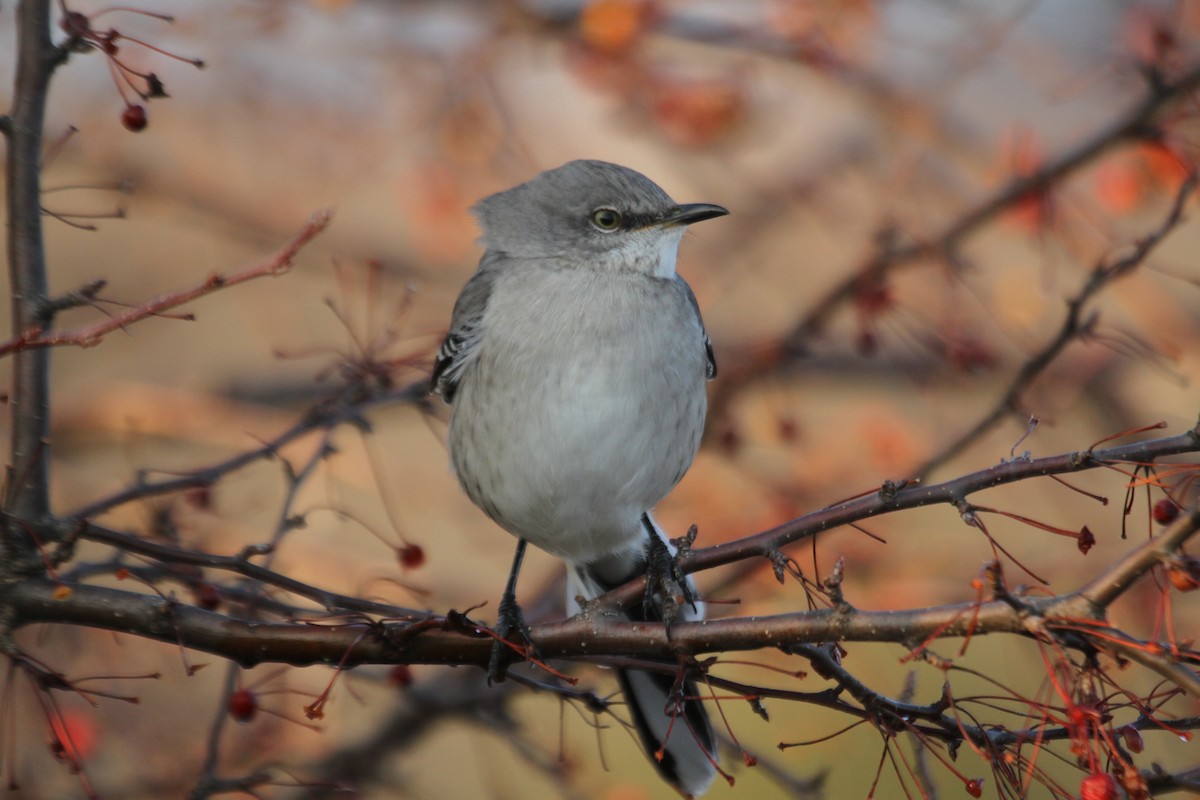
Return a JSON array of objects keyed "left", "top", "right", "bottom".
[
  {"left": 9, "top": 480, "right": 1199, "bottom": 698},
  {"left": 5, "top": 0, "right": 57, "bottom": 558}
]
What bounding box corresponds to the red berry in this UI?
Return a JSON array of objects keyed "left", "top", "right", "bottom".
[
  {"left": 121, "top": 104, "right": 148, "bottom": 132},
  {"left": 388, "top": 665, "right": 413, "bottom": 688},
  {"left": 193, "top": 582, "right": 221, "bottom": 611},
  {"left": 398, "top": 543, "right": 425, "bottom": 569},
  {"left": 965, "top": 778, "right": 984, "bottom": 797},
  {"left": 854, "top": 278, "right": 892, "bottom": 315},
  {"left": 184, "top": 484, "right": 214, "bottom": 509},
  {"left": 717, "top": 424, "right": 741, "bottom": 455},
  {"left": 227, "top": 689, "right": 258, "bottom": 723},
  {"left": 1080, "top": 772, "right": 1119, "bottom": 800},
  {"left": 1153, "top": 497, "right": 1181, "bottom": 525},
  {"left": 948, "top": 339, "right": 996, "bottom": 373},
  {"left": 856, "top": 328, "right": 878, "bottom": 357}
]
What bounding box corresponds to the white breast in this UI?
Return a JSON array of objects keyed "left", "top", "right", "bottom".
[{"left": 448, "top": 265, "right": 708, "bottom": 565}]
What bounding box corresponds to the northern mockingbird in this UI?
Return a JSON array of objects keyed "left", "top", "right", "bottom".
[{"left": 432, "top": 160, "right": 726, "bottom": 797}]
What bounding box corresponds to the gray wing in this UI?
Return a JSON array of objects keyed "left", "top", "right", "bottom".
[
  {"left": 431, "top": 266, "right": 498, "bottom": 404},
  {"left": 677, "top": 276, "right": 716, "bottom": 380}
]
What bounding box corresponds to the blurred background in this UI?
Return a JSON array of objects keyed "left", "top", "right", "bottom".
[{"left": 2, "top": 0, "right": 1199, "bottom": 797}]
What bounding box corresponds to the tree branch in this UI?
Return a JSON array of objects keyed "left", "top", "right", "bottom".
[
  {"left": 681, "top": 420, "right": 1200, "bottom": 578},
  {"left": 786, "top": 64, "right": 1200, "bottom": 352},
  {"left": 64, "top": 378, "right": 426, "bottom": 521},
  {"left": 5, "top": 0, "right": 57, "bottom": 556},
  {"left": 916, "top": 171, "right": 1199, "bottom": 476},
  {"left": 0, "top": 209, "right": 334, "bottom": 358},
  {"left": 11, "top": 494, "right": 1200, "bottom": 685},
  {"left": 710, "top": 63, "right": 1200, "bottom": 415},
  {"left": 76, "top": 522, "right": 423, "bottom": 619}
]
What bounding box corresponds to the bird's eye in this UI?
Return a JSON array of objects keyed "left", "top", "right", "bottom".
[{"left": 590, "top": 208, "right": 623, "bottom": 232}]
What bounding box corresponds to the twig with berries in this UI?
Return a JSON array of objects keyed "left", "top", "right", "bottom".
[{"left": 57, "top": 1, "right": 204, "bottom": 132}]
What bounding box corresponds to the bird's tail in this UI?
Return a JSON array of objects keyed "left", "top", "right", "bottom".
[{"left": 567, "top": 516, "right": 717, "bottom": 798}]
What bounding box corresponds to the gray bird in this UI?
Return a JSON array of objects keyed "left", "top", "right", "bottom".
[{"left": 432, "top": 160, "right": 726, "bottom": 797}]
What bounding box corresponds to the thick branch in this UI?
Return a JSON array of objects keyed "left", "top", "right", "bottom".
[
  {"left": 1078, "top": 506, "right": 1200, "bottom": 609},
  {"left": 8, "top": 579, "right": 1028, "bottom": 667},
  {"left": 5, "top": 0, "right": 57, "bottom": 544}
]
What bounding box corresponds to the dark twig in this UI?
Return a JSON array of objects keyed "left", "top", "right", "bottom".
[
  {"left": 680, "top": 420, "right": 1200, "bottom": 580},
  {"left": 916, "top": 172, "right": 1199, "bottom": 476},
  {"left": 710, "top": 63, "right": 1200, "bottom": 415},
  {"left": 9, "top": 492, "right": 1199, "bottom": 681},
  {"left": 77, "top": 522, "right": 423, "bottom": 619},
  {"left": 4, "top": 0, "right": 58, "bottom": 558},
  {"left": 64, "top": 378, "right": 427, "bottom": 521},
  {"left": 786, "top": 65, "right": 1200, "bottom": 352}
]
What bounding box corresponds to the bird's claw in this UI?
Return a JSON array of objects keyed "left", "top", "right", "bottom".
[
  {"left": 643, "top": 529, "right": 696, "bottom": 634},
  {"left": 488, "top": 591, "right": 534, "bottom": 683}
]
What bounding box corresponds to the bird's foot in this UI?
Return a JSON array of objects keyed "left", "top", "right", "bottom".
[
  {"left": 643, "top": 525, "right": 697, "bottom": 634},
  {"left": 488, "top": 590, "right": 534, "bottom": 684}
]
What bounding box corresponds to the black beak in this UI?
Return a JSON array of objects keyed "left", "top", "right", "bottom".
[{"left": 661, "top": 203, "right": 729, "bottom": 227}]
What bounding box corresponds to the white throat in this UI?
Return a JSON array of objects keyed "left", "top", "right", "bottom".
[{"left": 604, "top": 227, "right": 684, "bottom": 277}]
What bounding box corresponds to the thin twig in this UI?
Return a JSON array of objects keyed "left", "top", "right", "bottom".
[
  {"left": 64, "top": 378, "right": 426, "bottom": 521},
  {"left": 77, "top": 522, "right": 424, "bottom": 619},
  {"left": 917, "top": 172, "right": 1199, "bottom": 476},
  {"left": 0, "top": 209, "right": 333, "bottom": 358},
  {"left": 709, "top": 63, "right": 1200, "bottom": 417}
]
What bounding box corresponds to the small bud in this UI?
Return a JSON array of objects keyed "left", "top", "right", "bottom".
[
  {"left": 60, "top": 11, "right": 90, "bottom": 37},
  {"left": 100, "top": 30, "right": 119, "bottom": 55},
  {"left": 1120, "top": 724, "right": 1144, "bottom": 753},
  {"left": 1077, "top": 526, "right": 1095, "bottom": 555}
]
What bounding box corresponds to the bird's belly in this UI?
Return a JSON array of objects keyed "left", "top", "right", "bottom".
[
  {"left": 447, "top": 269, "right": 708, "bottom": 564},
  {"left": 451, "top": 348, "right": 704, "bottom": 563}
]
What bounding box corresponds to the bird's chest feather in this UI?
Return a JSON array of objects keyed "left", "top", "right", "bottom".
[
  {"left": 447, "top": 267, "right": 707, "bottom": 553},
  {"left": 480, "top": 269, "right": 702, "bottom": 427}
]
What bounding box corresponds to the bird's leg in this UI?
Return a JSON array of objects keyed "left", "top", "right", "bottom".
[
  {"left": 489, "top": 538, "right": 534, "bottom": 683},
  {"left": 640, "top": 513, "right": 696, "bottom": 635}
]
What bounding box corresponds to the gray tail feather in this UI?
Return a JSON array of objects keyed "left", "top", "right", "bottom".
[
  {"left": 568, "top": 522, "right": 717, "bottom": 797},
  {"left": 616, "top": 666, "right": 717, "bottom": 797}
]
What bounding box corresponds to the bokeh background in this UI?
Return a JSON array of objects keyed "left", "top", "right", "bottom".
[{"left": 2, "top": 0, "right": 1199, "bottom": 797}]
